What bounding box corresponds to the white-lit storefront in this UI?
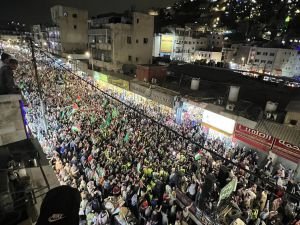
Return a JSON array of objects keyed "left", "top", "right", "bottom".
[{"left": 201, "top": 109, "right": 236, "bottom": 147}]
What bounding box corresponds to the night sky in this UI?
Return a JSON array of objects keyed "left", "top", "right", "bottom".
[{"left": 1, "top": 0, "right": 176, "bottom": 25}]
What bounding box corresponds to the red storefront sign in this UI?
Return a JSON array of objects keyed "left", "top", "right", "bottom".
[
  {"left": 233, "top": 124, "right": 274, "bottom": 152},
  {"left": 272, "top": 139, "right": 300, "bottom": 163}
]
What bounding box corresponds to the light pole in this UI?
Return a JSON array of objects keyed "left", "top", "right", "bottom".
[
  {"left": 85, "top": 51, "right": 94, "bottom": 71},
  {"left": 241, "top": 57, "right": 245, "bottom": 70},
  {"left": 28, "top": 37, "right": 48, "bottom": 135}
]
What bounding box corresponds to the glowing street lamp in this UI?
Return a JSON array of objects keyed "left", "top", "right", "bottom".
[
  {"left": 85, "top": 51, "right": 90, "bottom": 58},
  {"left": 85, "top": 51, "right": 94, "bottom": 71}
]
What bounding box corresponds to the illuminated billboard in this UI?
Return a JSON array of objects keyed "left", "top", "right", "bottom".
[
  {"left": 202, "top": 110, "right": 235, "bottom": 135},
  {"left": 160, "top": 35, "right": 173, "bottom": 53}
]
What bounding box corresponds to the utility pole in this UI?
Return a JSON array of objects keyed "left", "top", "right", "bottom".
[{"left": 28, "top": 37, "right": 48, "bottom": 135}]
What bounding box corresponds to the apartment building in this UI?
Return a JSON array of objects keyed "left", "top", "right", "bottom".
[
  {"left": 46, "top": 5, "right": 88, "bottom": 55},
  {"left": 225, "top": 44, "right": 300, "bottom": 77},
  {"left": 88, "top": 12, "right": 154, "bottom": 72},
  {"left": 153, "top": 26, "right": 224, "bottom": 62}
]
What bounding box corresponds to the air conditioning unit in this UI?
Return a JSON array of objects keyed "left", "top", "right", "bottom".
[
  {"left": 272, "top": 113, "right": 278, "bottom": 121},
  {"left": 226, "top": 103, "right": 235, "bottom": 111},
  {"left": 266, "top": 112, "right": 272, "bottom": 119}
]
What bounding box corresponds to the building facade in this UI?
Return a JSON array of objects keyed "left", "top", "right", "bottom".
[
  {"left": 46, "top": 5, "right": 88, "bottom": 55},
  {"left": 88, "top": 12, "right": 154, "bottom": 72},
  {"left": 226, "top": 45, "right": 300, "bottom": 77},
  {"left": 153, "top": 26, "right": 224, "bottom": 62}
]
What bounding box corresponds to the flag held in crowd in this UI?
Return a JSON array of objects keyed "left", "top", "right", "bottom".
[
  {"left": 71, "top": 125, "right": 81, "bottom": 133},
  {"left": 217, "top": 177, "right": 238, "bottom": 206}
]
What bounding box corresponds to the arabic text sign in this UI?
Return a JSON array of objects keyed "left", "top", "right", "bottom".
[
  {"left": 272, "top": 139, "right": 300, "bottom": 163},
  {"left": 234, "top": 124, "right": 274, "bottom": 152}
]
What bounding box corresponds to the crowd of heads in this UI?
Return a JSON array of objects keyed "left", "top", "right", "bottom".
[{"left": 4, "top": 44, "right": 300, "bottom": 225}]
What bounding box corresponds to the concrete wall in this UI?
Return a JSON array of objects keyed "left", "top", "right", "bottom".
[
  {"left": 0, "top": 95, "right": 27, "bottom": 146},
  {"left": 136, "top": 65, "right": 167, "bottom": 82},
  {"left": 112, "top": 12, "right": 154, "bottom": 66},
  {"left": 51, "top": 5, "right": 88, "bottom": 53}
]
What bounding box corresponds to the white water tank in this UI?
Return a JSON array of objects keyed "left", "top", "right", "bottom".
[
  {"left": 265, "top": 101, "right": 278, "bottom": 112},
  {"left": 191, "top": 78, "right": 200, "bottom": 90},
  {"left": 228, "top": 86, "right": 240, "bottom": 102}
]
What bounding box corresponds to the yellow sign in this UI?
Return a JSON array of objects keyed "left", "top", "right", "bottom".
[{"left": 160, "top": 35, "right": 173, "bottom": 53}]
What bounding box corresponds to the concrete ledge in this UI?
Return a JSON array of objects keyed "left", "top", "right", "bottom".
[
  {"left": 0, "top": 94, "right": 22, "bottom": 103},
  {"left": 0, "top": 94, "right": 26, "bottom": 146}
]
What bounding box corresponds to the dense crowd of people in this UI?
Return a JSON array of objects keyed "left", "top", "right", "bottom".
[{"left": 2, "top": 44, "right": 300, "bottom": 225}]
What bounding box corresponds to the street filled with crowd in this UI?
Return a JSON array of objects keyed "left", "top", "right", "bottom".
[{"left": 2, "top": 44, "right": 300, "bottom": 225}]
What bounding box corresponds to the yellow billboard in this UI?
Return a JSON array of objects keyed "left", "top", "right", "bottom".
[{"left": 160, "top": 35, "right": 173, "bottom": 53}]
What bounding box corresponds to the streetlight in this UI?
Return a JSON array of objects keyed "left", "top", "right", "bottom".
[
  {"left": 241, "top": 57, "right": 245, "bottom": 69},
  {"left": 85, "top": 51, "right": 94, "bottom": 71}
]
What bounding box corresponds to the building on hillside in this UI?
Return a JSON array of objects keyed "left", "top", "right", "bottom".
[
  {"left": 153, "top": 26, "right": 225, "bottom": 62},
  {"left": 88, "top": 12, "right": 154, "bottom": 72},
  {"left": 191, "top": 50, "right": 222, "bottom": 63},
  {"left": 225, "top": 44, "right": 300, "bottom": 77},
  {"left": 46, "top": 5, "right": 88, "bottom": 56}
]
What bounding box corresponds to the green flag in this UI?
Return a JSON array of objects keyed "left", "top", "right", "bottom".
[
  {"left": 105, "top": 113, "right": 112, "bottom": 126},
  {"left": 194, "top": 152, "right": 201, "bottom": 161},
  {"left": 112, "top": 108, "right": 119, "bottom": 119},
  {"left": 90, "top": 115, "right": 96, "bottom": 124},
  {"left": 124, "top": 133, "right": 130, "bottom": 142},
  {"left": 218, "top": 177, "right": 237, "bottom": 206}
]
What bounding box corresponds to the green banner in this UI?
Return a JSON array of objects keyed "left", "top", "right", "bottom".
[{"left": 218, "top": 177, "right": 237, "bottom": 206}]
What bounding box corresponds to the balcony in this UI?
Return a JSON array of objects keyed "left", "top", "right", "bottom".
[{"left": 95, "top": 43, "right": 112, "bottom": 51}]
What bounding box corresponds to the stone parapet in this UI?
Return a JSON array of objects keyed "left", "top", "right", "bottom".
[{"left": 0, "top": 94, "right": 27, "bottom": 146}]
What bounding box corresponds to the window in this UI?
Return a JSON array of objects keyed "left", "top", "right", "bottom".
[
  {"left": 72, "top": 14, "right": 77, "bottom": 18},
  {"left": 261, "top": 60, "right": 266, "bottom": 63},
  {"left": 257, "top": 52, "right": 261, "bottom": 55},
  {"left": 127, "top": 36, "right": 132, "bottom": 44},
  {"left": 73, "top": 25, "right": 77, "bottom": 29},
  {"left": 189, "top": 41, "right": 191, "bottom": 44},
  {"left": 136, "top": 39, "right": 139, "bottom": 44},
  {"left": 143, "top": 38, "right": 148, "bottom": 44},
  {"left": 270, "top": 53, "right": 275, "bottom": 56},
  {"left": 197, "top": 42, "right": 199, "bottom": 44},
  {"left": 128, "top": 55, "right": 132, "bottom": 61},
  {"left": 136, "top": 57, "right": 139, "bottom": 62},
  {"left": 217, "top": 37, "right": 220, "bottom": 39},
  {"left": 136, "top": 18, "right": 139, "bottom": 24},
  {"left": 267, "top": 61, "right": 273, "bottom": 64},
  {"left": 255, "top": 59, "right": 259, "bottom": 62},
  {"left": 263, "top": 52, "right": 268, "bottom": 56}
]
